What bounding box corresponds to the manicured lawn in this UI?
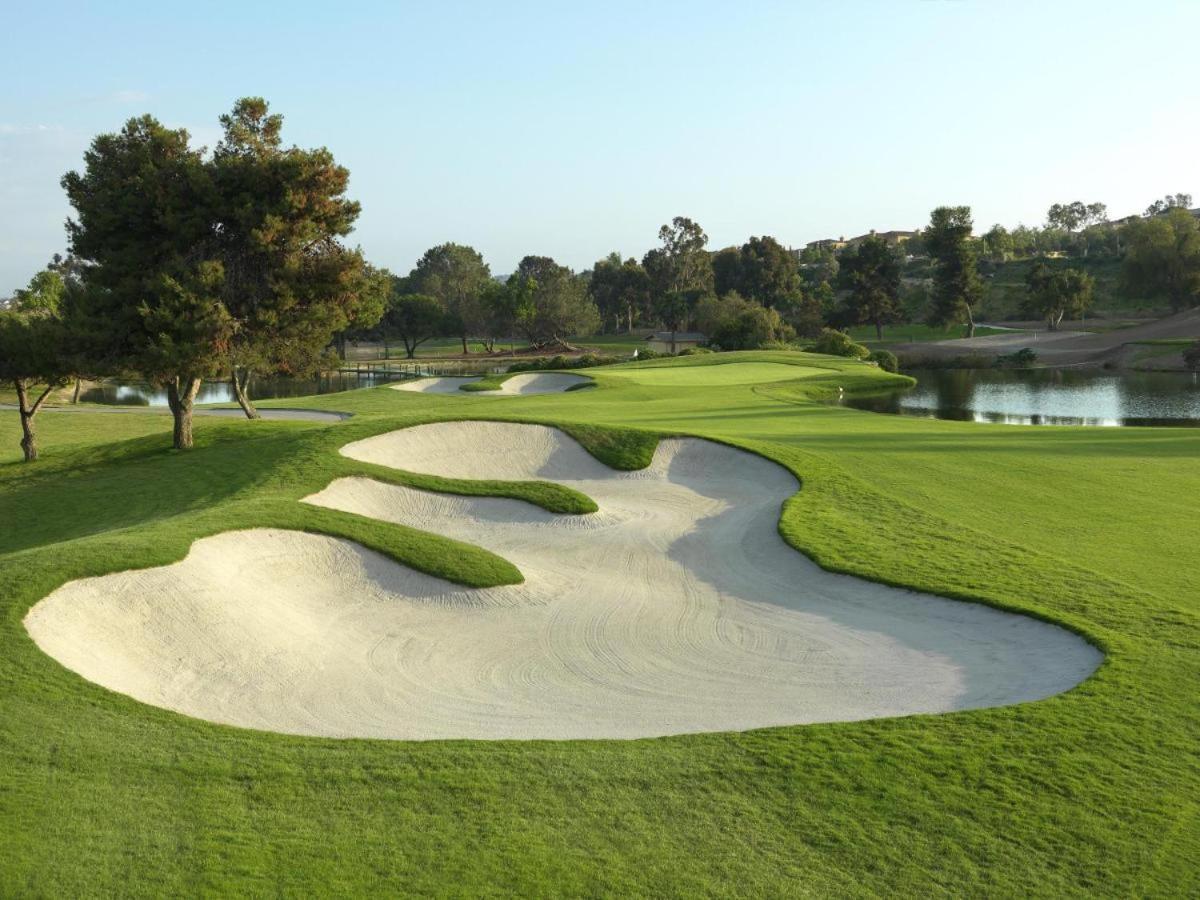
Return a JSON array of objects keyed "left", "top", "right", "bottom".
[
  {"left": 595, "top": 361, "right": 827, "bottom": 386},
  {"left": 1, "top": 350, "right": 1197, "bottom": 896},
  {"left": 573, "top": 334, "right": 646, "bottom": 355}
]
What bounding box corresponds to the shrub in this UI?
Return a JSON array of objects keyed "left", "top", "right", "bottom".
[
  {"left": 1184, "top": 341, "right": 1200, "bottom": 372},
  {"left": 810, "top": 328, "right": 870, "bottom": 359},
  {"left": 867, "top": 349, "right": 899, "bottom": 373},
  {"left": 677, "top": 346, "right": 714, "bottom": 356},
  {"left": 507, "top": 353, "right": 621, "bottom": 373},
  {"left": 711, "top": 304, "right": 793, "bottom": 351},
  {"left": 995, "top": 347, "right": 1038, "bottom": 368}
]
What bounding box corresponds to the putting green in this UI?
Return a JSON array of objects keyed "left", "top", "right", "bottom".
[{"left": 597, "top": 361, "right": 826, "bottom": 386}]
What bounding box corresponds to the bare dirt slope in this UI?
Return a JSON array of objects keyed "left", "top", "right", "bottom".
[{"left": 899, "top": 307, "right": 1200, "bottom": 367}]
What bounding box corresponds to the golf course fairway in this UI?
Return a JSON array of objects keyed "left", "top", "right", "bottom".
[{"left": 1, "top": 351, "right": 1196, "bottom": 896}]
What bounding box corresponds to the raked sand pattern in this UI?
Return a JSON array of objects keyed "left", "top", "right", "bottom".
[{"left": 24, "top": 422, "right": 1101, "bottom": 740}]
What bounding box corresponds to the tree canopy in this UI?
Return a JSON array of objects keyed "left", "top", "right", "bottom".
[
  {"left": 406, "top": 243, "right": 492, "bottom": 353},
  {"left": 925, "top": 206, "right": 983, "bottom": 337},
  {"left": 1121, "top": 208, "right": 1200, "bottom": 310},
  {"left": 61, "top": 100, "right": 383, "bottom": 446},
  {"left": 507, "top": 256, "right": 599, "bottom": 347},
  {"left": 837, "top": 235, "right": 901, "bottom": 340},
  {"left": 712, "top": 235, "right": 803, "bottom": 310},
  {"left": 384, "top": 292, "right": 446, "bottom": 358},
  {"left": 1144, "top": 193, "right": 1193, "bottom": 217},
  {"left": 12, "top": 269, "right": 66, "bottom": 313},
  {"left": 588, "top": 253, "right": 650, "bottom": 333},
  {"left": 695, "top": 291, "right": 791, "bottom": 350},
  {"left": 1046, "top": 201, "right": 1107, "bottom": 232},
  {"left": 643, "top": 217, "right": 713, "bottom": 330},
  {"left": 1023, "top": 263, "right": 1095, "bottom": 330},
  {"left": 211, "top": 97, "right": 378, "bottom": 417},
  {"left": 0, "top": 272, "right": 72, "bottom": 461}
]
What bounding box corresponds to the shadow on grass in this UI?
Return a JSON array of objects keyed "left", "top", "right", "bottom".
[{"left": 0, "top": 425, "right": 322, "bottom": 555}]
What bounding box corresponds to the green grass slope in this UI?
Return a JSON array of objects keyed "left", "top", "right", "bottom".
[{"left": 0, "top": 350, "right": 1197, "bottom": 896}]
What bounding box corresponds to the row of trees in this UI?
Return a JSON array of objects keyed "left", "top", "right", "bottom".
[
  {"left": 973, "top": 194, "right": 1193, "bottom": 264},
  {"left": 5, "top": 94, "right": 1195, "bottom": 462},
  {"left": 2, "top": 98, "right": 389, "bottom": 459},
  {"left": 589, "top": 220, "right": 818, "bottom": 345},
  {"left": 367, "top": 218, "right": 814, "bottom": 357},
  {"left": 820, "top": 195, "right": 1200, "bottom": 338},
  {"left": 360, "top": 245, "right": 601, "bottom": 357}
]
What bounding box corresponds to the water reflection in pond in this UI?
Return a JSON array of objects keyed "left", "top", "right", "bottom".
[
  {"left": 841, "top": 368, "right": 1200, "bottom": 427},
  {"left": 79, "top": 367, "right": 503, "bottom": 407}
]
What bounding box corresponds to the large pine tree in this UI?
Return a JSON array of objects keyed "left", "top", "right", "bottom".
[
  {"left": 925, "top": 206, "right": 983, "bottom": 337},
  {"left": 62, "top": 100, "right": 386, "bottom": 444}
]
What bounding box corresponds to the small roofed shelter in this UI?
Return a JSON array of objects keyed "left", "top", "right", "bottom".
[{"left": 646, "top": 331, "right": 707, "bottom": 354}]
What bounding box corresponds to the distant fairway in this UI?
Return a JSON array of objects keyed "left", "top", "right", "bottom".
[{"left": 598, "top": 361, "right": 825, "bottom": 386}]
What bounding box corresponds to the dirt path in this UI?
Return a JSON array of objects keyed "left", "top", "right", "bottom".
[{"left": 896, "top": 308, "right": 1200, "bottom": 367}]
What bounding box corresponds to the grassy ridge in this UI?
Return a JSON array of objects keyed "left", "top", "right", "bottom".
[
  {"left": 457, "top": 373, "right": 511, "bottom": 391},
  {"left": 0, "top": 350, "right": 1197, "bottom": 896},
  {"left": 340, "top": 457, "right": 598, "bottom": 514}
]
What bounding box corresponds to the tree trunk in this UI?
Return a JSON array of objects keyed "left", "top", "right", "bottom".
[
  {"left": 14, "top": 380, "right": 37, "bottom": 462},
  {"left": 166, "top": 376, "right": 202, "bottom": 450},
  {"left": 72, "top": 378, "right": 81, "bottom": 404},
  {"left": 461, "top": 335, "right": 469, "bottom": 354},
  {"left": 13, "top": 379, "right": 54, "bottom": 463},
  {"left": 964, "top": 304, "right": 976, "bottom": 339},
  {"left": 231, "top": 368, "right": 259, "bottom": 419},
  {"left": 875, "top": 320, "right": 884, "bottom": 341}
]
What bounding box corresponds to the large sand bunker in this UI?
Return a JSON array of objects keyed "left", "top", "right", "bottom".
[
  {"left": 25, "top": 422, "right": 1100, "bottom": 740},
  {"left": 390, "top": 372, "right": 589, "bottom": 396},
  {"left": 23, "top": 422, "right": 1099, "bottom": 739}
]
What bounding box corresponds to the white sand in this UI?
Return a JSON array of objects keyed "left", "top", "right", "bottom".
[
  {"left": 25, "top": 422, "right": 1101, "bottom": 740},
  {"left": 474, "top": 372, "right": 591, "bottom": 394},
  {"left": 390, "top": 376, "right": 483, "bottom": 393},
  {"left": 389, "top": 372, "right": 590, "bottom": 396}
]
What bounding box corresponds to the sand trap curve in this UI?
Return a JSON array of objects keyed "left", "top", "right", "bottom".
[
  {"left": 26, "top": 421, "right": 1101, "bottom": 740},
  {"left": 475, "top": 372, "right": 591, "bottom": 394},
  {"left": 389, "top": 372, "right": 589, "bottom": 396},
  {"left": 390, "top": 376, "right": 482, "bottom": 393}
]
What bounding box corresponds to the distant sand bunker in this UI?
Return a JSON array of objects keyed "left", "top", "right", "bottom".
[
  {"left": 25, "top": 422, "right": 1101, "bottom": 740},
  {"left": 390, "top": 372, "right": 589, "bottom": 395},
  {"left": 391, "top": 376, "right": 482, "bottom": 393}
]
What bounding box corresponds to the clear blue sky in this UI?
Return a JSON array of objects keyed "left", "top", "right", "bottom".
[{"left": 2, "top": 1, "right": 1198, "bottom": 294}]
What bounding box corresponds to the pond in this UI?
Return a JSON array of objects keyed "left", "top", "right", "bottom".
[
  {"left": 78, "top": 365, "right": 505, "bottom": 407},
  {"left": 840, "top": 368, "right": 1200, "bottom": 427}
]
